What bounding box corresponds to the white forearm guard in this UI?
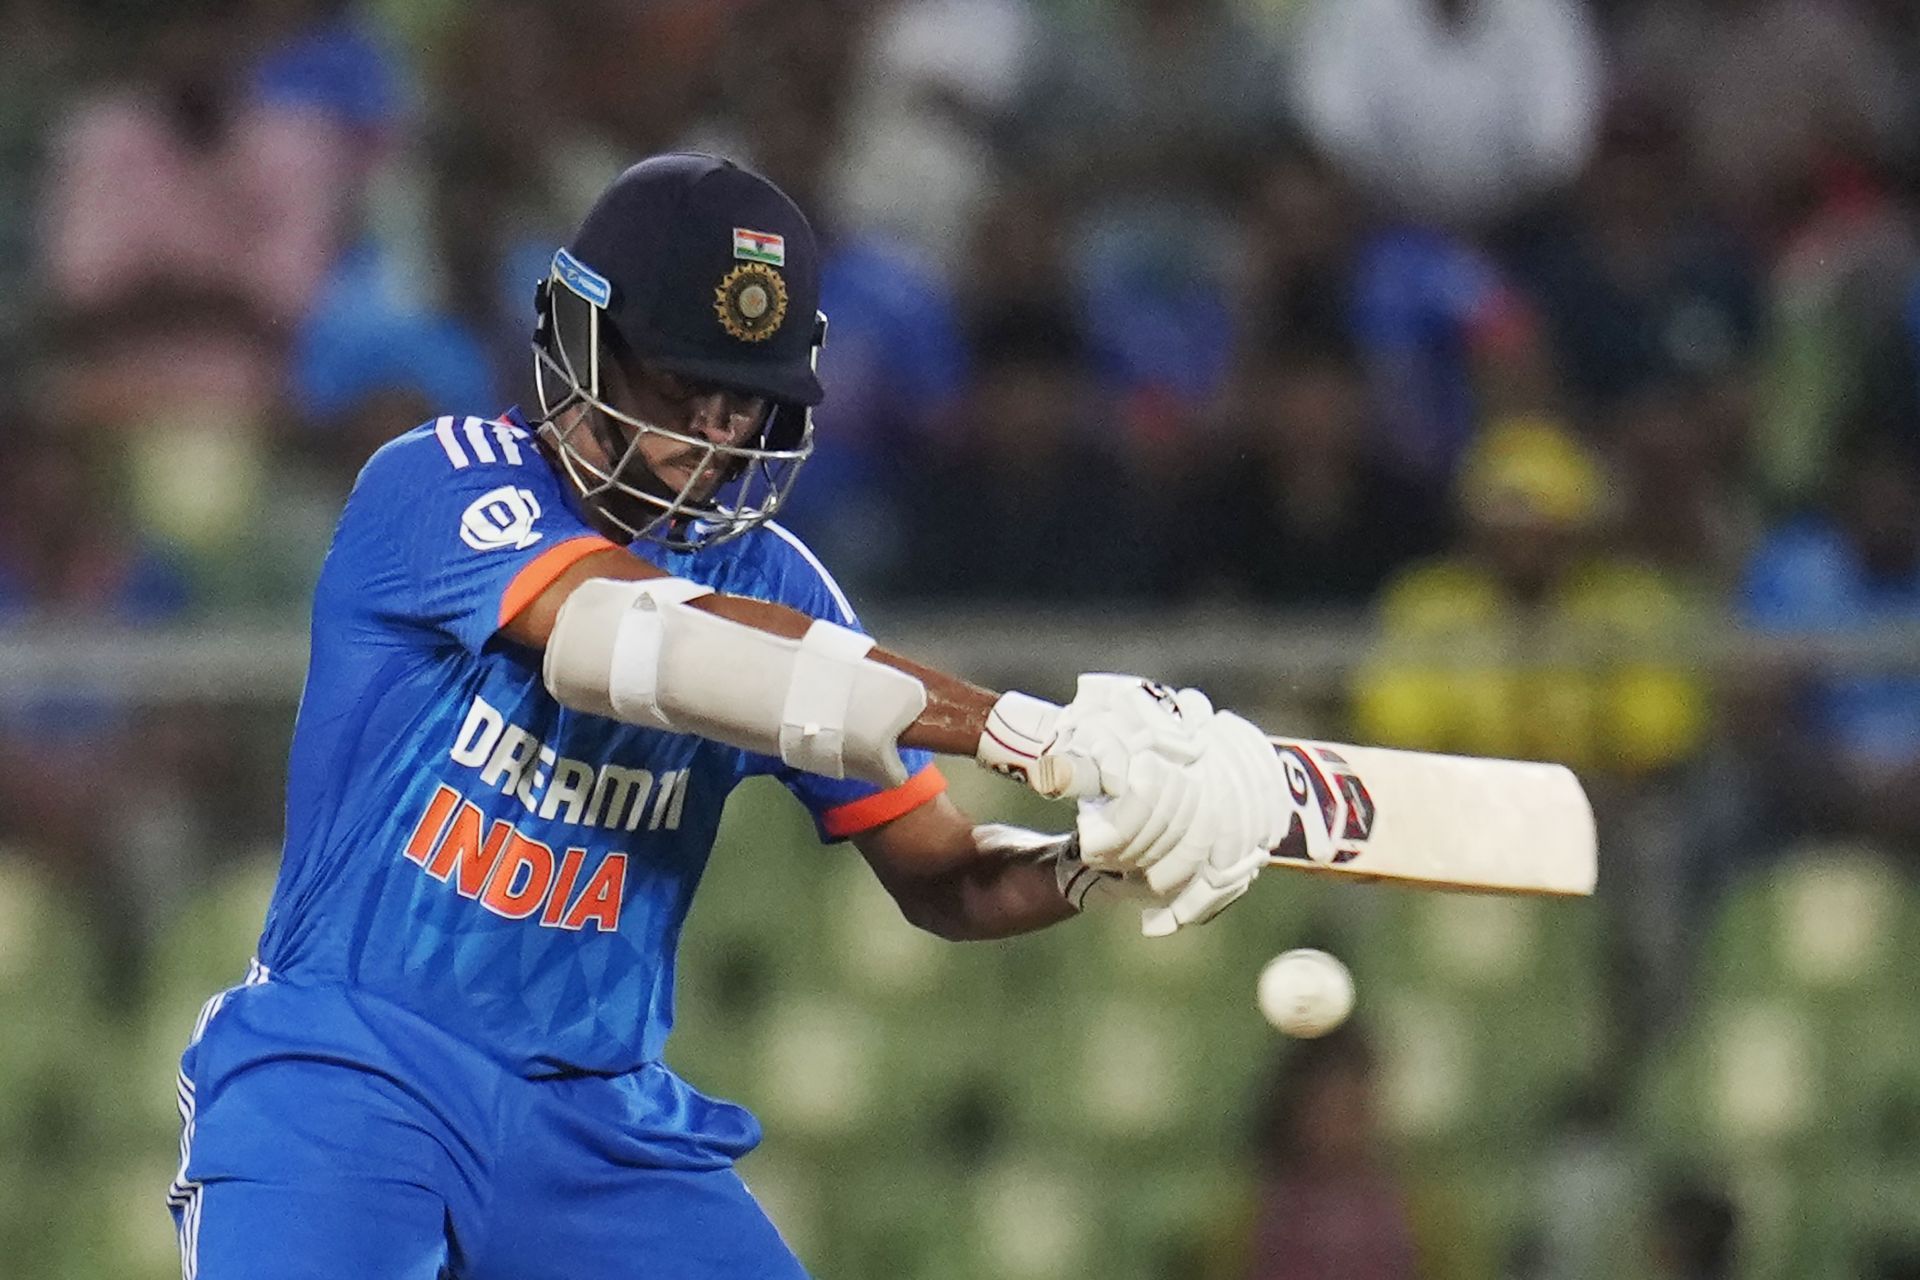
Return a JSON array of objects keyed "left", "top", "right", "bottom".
[{"left": 543, "top": 577, "right": 929, "bottom": 786}]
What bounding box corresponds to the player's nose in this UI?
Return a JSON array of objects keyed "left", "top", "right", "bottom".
[
  {"left": 686, "top": 393, "right": 756, "bottom": 446},
  {"left": 686, "top": 394, "right": 735, "bottom": 444}
]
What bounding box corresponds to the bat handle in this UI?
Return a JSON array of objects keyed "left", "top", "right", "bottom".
[{"left": 1032, "top": 751, "right": 1101, "bottom": 800}]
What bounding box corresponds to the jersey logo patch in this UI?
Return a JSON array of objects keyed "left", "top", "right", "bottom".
[{"left": 461, "top": 486, "right": 544, "bottom": 552}]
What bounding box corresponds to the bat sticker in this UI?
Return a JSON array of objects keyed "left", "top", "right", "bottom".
[{"left": 1272, "top": 743, "right": 1374, "bottom": 865}]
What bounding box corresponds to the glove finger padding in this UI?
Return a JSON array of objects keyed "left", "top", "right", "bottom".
[
  {"left": 1144, "top": 796, "right": 1267, "bottom": 937},
  {"left": 1121, "top": 751, "right": 1206, "bottom": 868},
  {"left": 1217, "top": 712, "right": 1295, "bottom": 850},
  {"left": 1062, "top": 712, "right": 1202, "bottom": 800},
  {"left": 1054, "top": 677, "right": 1206, "bottom": 767},
  {"left": 1140, "top": 711, "right": 1282, "bottom": 933},
  {"left": 1134, "top": 788, "right": 1214, "bottom": 893},
  {"left": 1170, "top": 686, "right": 1215, "bottom": 724},
  {"left": 1076, "top": 751, "right": 1205, "bottom": 871},
  {"left": 969, "top": 822, "right": 1168, "bottom": 913},
  {"left": 1142, "top": 711, "right": 1266, "bottom": 894},
  {"left": 1140, "top": 871, "right": 1255, "bottom": 937}
]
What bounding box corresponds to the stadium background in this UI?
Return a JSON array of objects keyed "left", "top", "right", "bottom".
[{"left": 6, "top": 0, "right": 1920, "bottom": 1275}]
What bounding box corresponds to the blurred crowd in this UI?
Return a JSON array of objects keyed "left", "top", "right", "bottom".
[
  {"left": 7, "top": 0, "right": 1920, "bottom": 1274},
  {"left": 6, "top": 0, "right": 1920, "bottom": 941}
]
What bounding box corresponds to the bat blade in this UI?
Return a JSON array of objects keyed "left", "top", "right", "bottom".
[{"left": 1263, "top": 739, "right": 1596, "bottom": 897}]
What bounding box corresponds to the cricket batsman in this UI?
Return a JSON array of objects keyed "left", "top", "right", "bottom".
[{"left": 166, "top": 153, "right": 1306, "bottom": 1278}]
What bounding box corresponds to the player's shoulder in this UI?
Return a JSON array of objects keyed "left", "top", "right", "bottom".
[
  {"left": 711, "top": 520, "right": 859, "bottom": 626},
  {"left": 358, "top": 414, "right": 543, "bottom": 491}
]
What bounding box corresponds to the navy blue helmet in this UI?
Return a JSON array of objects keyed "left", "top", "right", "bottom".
[{"left": 532, "top": 153, "right": 826, "bottom": 549}]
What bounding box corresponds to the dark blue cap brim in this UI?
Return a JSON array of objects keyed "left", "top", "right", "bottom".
[{"left": 647, "top": 350, "right": 824, "bottom": 407}]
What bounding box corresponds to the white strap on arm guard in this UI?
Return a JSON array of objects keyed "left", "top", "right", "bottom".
[{"left": 543, "top": 576, "right": 928, "bottom": 786}]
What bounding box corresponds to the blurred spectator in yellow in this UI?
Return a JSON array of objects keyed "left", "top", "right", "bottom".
[
  {"left": 38, "top": 0, "right": 358, "bottom": 427},
  {"left": 1740, "top": 436, "right": 1920, "bottom": 850},
  {"left": 1244, "top": 1028, "right": 1418, "bottom": 1280},
  {"left": 1192, "top": 347, "right": 1449, "bottom": 606},
  {"left": 1290, "top": 0, "right": 1602, "bottom": 230},
  {"left": 1353, "top": 418, "right": 1707, "bottom": 775}
]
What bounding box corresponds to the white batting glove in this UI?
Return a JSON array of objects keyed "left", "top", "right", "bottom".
[
  {"left": 971, "top": 824, "right": 1160, "bottom": 912},
  {"left": 977, "top": 676, "right": 1204, "bottom": 789},
  {"left": 1136, "top": 711, "right": 1337, "bottom": 937},
  {"left": 976, "top": 675, "right": 1221, "bottom": 883},
  {"left": 974, "top": 690, "right": 1067, "bottom": 789}
]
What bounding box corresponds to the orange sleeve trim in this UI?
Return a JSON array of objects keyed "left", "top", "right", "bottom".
[
  {"left": 821, "top": 764, "right": 948, "bottom": 839},
  {"left": 498, "top": 535, "right": 621, "bottom": 627}
]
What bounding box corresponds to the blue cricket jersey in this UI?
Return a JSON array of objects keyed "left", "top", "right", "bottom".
[{"left": 255, "top": 411, "right": 942, "bottom": 1080}]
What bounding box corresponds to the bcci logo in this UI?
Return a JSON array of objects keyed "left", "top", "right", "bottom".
[
  {"left": 461, "top": 486, "right": 544, "bottom": 552},
  {"left": 714, "top": 262, "right": 788, "bottom": 342}
]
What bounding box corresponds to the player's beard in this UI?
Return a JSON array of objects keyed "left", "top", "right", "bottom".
[
  {"left": 649, "top": 444, "right": 731, "bottom": 502},
  {"left": 592, "top": 407, "right": 734, "bottom": 533}
]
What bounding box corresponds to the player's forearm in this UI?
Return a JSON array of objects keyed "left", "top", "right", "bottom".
[
  {"left": 859, "top": 809, "right": 1078, "bottom": 942},
  {"left": 892, "top": 860, "right": 1078, "bottom": 942}
]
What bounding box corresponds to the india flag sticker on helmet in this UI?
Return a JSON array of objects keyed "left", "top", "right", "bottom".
[{"left": 733, "top": 228, "right": 785, "bottom": 266}]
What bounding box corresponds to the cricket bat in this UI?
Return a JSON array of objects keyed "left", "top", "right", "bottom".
[{"left": 1035, "top": 739, "right": 1596, "bottom": 897}]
